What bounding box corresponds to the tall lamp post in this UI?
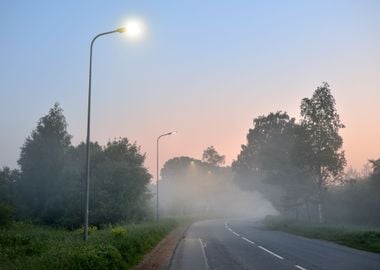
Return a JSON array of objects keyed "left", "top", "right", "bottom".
[
  {"left": 84, "top": 19, "right": 145, "bottom": 241},
  {"left": 84, "top": 28, "right": 124, "bottom": 241},
  {"left": 156, "top": 131, "right": 176, "bottom": 220}
]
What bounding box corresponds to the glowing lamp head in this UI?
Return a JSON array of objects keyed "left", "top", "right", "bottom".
[{"left": 123, "top": 19, "right": 145, "bottom": 39}]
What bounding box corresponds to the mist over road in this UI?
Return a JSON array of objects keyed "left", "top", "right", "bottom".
[{"left": 170, "top": 219, "right": 380, "bottom": 270}]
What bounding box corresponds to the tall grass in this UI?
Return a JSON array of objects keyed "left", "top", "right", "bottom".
[
  {"left": 0, "top": 219, "right": 178, "bottom": 269},
  {"left": 262, "top": 215, "right": 380, "bottom": 253}
]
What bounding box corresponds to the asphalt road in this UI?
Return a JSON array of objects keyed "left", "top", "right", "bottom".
[{"left": 170, "top": 219, "right": 380, "bottom": 270}]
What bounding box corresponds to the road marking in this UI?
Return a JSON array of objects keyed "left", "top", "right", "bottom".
[
  {"left": 295, "top": 265, "right": 308, "bottom": 270},
  {"left": 242, "top": 237, "right": 256, "bottom": 245},
  {"left": 258, "top": 246, "right": 284, "bottom": 260},
  {"left": 232, "top": 231, "right": 240, "bottom": 237},
  {"left": 199, "top": 238, "right": 210, "bottom": 270}
]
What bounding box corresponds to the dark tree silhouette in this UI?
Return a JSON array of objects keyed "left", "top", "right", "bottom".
[
  {"left": 300, "top": 82, "right": 346, "bottom": 223},
  {"left": 202, "top": 146, "right": 225, "bottom": 166},
  {"left": 232, "top": 111, "right": 314, "bottom": 214},
  {"left": 17, "top": 103, "right": 71, "bottom": 221}
]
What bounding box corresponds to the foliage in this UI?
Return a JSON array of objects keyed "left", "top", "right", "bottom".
[
  {"left": 16, "top": 103, "right": 72, "bottom": 222},
  {"left": 4, "top": 103, "right": 152, "bottom": 228},
  {"left": 111, "top": 227, "right": 127, "bottom": 237},
  {"left": 90, "top": 138, "right": 152, "bottom": 225},
  {"left": 300, "top": 82, "right": 346, "bottom": 221},
  {"left": 324, "top": 161, "right": 380, "bottom": 226},
  {"left": 0, "top": 167, "right": 19, "bottom": 206},
  {"left": 202, "top": 146, "right": 225, "bottom": 166},
  {"left": 0, "top": 220, "right": 177, "bottom": 269},
  {"left": 232, "top": 83, "right": 346, "bottom": 222},
  {"left": 0, "top": 203, "right": 13, "bottom": 228},
  {"left": 232, "top": 111, "right": 314, "bottom": 213}
]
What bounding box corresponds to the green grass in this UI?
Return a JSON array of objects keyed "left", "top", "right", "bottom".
[
  {"left": 0, "top": 219, "right": 178, "bottom": 269},
  {"left": 262, "top": 215, "right": 380, "bottom": 253}
]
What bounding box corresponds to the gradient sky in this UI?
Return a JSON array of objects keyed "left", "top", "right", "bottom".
[{"left": 1, "top": 0, "right": 379, "bottom": 180}]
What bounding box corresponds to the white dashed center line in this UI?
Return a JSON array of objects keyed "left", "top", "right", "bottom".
[
  {"left": 258, "top": 245, "right": 284, "bottom": 260},
  {"left": 295, "top": 265, "right": 308, "bottom": 270},
  {"left": 225, "top": 221, "right": 311, "bottom": 268},
  {"left": 242, "top": 237, "right": 255, "bottom": 245}
]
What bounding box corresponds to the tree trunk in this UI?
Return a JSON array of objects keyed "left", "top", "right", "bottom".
[
  {"left": 317, "top": 187, "right": 324, "bottom": 223},
  {"left": 317, "top": 202, "right": 323, "bottom": 223},
  {"left": 317, "top": 167, "right": 324, "bottom": 224},
  {"left": 306, "top": 199, "right": 311, "bottom": 223}
]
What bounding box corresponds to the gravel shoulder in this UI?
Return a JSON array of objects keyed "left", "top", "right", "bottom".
[{"left": 133, "top": 224, "right": 190, "bottom": 270}]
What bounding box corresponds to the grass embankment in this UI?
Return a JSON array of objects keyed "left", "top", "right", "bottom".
[
  {"left": 262, "top": 215, "right": 380, "bottom": 253},
  {"left": 0, "top": 219, "right": 178, "bottom": 270}
]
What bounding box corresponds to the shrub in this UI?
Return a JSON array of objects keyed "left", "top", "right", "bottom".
[
  {"left": 111, "top": 227, "right": 127, "bottom": 237},
  {"left": 74, "top": 225, "right": 98, "bottom": 236},
  {"left": 0, "top": 219, "right": 179, "bottom": 269},
  {"left": 0, "top": 203, "right": 13, "bottom": 228},
  {"left": 42, "top": 243, "right": 125, "bottom": 270}
]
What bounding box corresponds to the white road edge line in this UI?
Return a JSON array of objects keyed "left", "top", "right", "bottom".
[
  {"left": 258, "top": 245, "right": 284, "bottom": 260},
  {"left": 242, "top": 237, "right": 255, "bottom": 245},
  {"left": 232, "top": 231, "right": 240, "bottom": 237},
  {"left": 198, "top": 238, "right": 210, "bottom": 270},
  {"left": 295, "top": 265, "right": 308, "bottom": 270}
]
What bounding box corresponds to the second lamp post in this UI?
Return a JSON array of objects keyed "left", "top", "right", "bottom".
[{"left": 156, "top": 131, "right": 176, "bottom": 220}]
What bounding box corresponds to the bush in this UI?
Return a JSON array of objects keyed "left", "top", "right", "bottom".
[
  {"left": 111, "top": 227, "right": 127, "bottom": 237},
  {"left": 0, "top": 219, "right": 178, "bottom": 269},
  {"left": 42, "top": 243, "right": 125, "bottom": 270},
  {"left": 74, "top": 225, "right": 98, "bottom": 236},
  {"left": 0, "top": 203, "right": 13, "bottom": 228}
]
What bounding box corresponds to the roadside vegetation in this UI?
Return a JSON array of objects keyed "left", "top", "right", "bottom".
[
  {"left": 0, "top": 219, "right": 177, "bottom": 270},
  {"left": 262, "top": 215, "right": 380, "bottom": 253}
]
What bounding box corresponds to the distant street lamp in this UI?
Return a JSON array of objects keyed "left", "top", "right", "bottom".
[
  {"left": 156, "top": 131, "right": 176, "bottom": 220},
  {"left": 84, "top": 19, "right": 145, "bottom": 241}
]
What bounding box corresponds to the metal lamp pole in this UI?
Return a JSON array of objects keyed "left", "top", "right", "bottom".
[
  {"left": 84, "top": 28, "right": 125, "bottom": 241},
  {"left": 156, "top": 131, "right": 176, "bottom": 221}
]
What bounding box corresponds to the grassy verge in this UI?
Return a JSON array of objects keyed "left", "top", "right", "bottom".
[
  {"left": 0, "top": 219, "right": 178, "bottom": 269},
  {"left": 262, "top": 215, "right": 380, "bottom": 253}
]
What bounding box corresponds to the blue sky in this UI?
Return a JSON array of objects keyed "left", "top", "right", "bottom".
[{"left": 1, "top": 0, "right": 379, "bottom": 177}]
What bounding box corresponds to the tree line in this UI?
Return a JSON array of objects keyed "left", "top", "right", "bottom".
[
  {"left": 0, "top": 104, "right": 151, "bottom": 228},
  {"left": 160, "top": 82, "right": 380, "bottom": 225},
  {"left": 232, "top": 82, "right": 379, "bottom": 224},
  {"left": 1, "top": 82, "right": 379, "bottom": 227}
]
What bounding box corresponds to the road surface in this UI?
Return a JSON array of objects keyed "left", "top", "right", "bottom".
[{"left": 170, "top": 219, "right": 380, "bottom": 270}]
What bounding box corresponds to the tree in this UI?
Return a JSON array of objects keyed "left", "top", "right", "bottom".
[
  {"left": 0, "top": 167, "right": 19, "bottom": 206},
  {"left": 232, "top": 112, "right": 314, "bottom": 215},
  {"left": 90, "top": 138, "right": 152, "bottom": 225},
  {"left": 300, "top": 82, "right": 346, "bottom": 223},
  {"left": 0, "top": 167, "right": 19, "bottom": 227},
  {"left": 369, "top": 159, "right": 380, "bottom": 177},
  {"left": 17, "top": 103, "right": 72, "bottom": 222},
  {"left": 202, "top": 146, "right": 225, "bottom": 166}
]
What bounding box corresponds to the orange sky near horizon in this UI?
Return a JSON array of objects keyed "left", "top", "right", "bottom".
[{"left": 79, "top": 77, "right": 380, "bottom": 182}]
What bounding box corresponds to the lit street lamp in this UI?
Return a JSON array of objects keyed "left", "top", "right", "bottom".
[
  {"left": 156, "top": 131, "right": 176, "bottom": 220},
  {"left": 84, "top": 19, "right": 145, "bottom": 241}
]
